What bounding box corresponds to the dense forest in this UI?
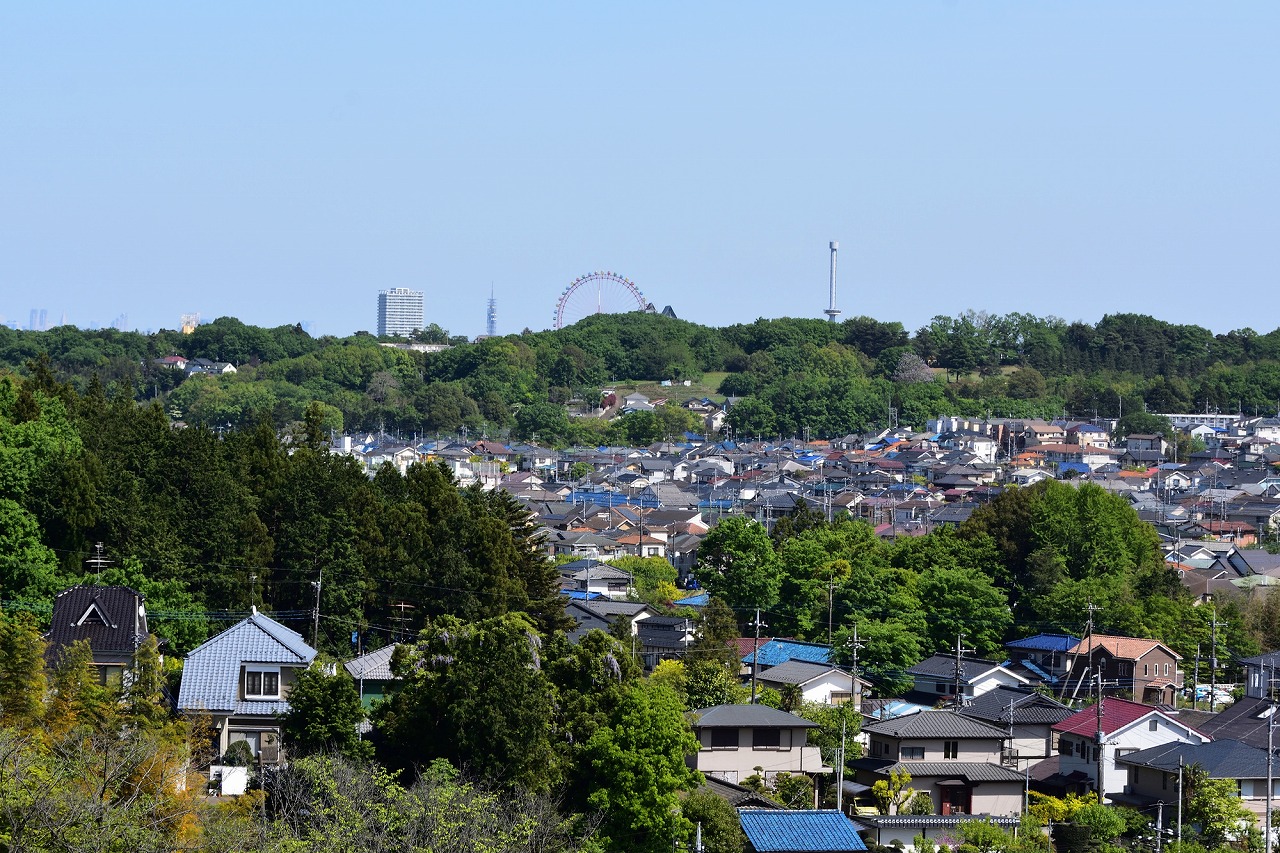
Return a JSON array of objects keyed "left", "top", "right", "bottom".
[{"left": 4, "top": 311, "right": 1280, "bottom": 445}]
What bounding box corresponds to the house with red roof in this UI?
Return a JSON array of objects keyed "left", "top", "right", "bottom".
[{"left": 1044, "top": 697, "right": 1208, "bottom": 800}]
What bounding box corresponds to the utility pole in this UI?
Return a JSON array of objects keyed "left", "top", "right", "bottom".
[
  {"left": 1082, "top": 601, "right": 1103, "bottom": 703},
  {"left": 1095, "top": 672, "right": 1107, "bottom": 795},
  {"left": 311, "top": 562, "right": 323, "bottom": 648},
  {"left": 1156, "top": 801, "right": 1164, "bottom": 853},
  {"left": 749, "top": 609, "right": 767, "bottom": 704},
  {"left": 836, "top": 714, "right": 848, "bottom": 813},
  {"left": 827, "top": 576, "right": 835, "bottom": 645},
  {"left": 847, "top": 623, "right": 864, "bottom": 713},
  {"left": 953, "top": 633, "right": 975, "bottom": 707},
  {"left": 1193, "top": 644, "right": 1201, "bottom": 707},
  {"left": 1268, "top": 666, "right": 1277, "bottom": 853},
  {"left": 1209, "top": 605, "right": 1227, "bottom": 712}
]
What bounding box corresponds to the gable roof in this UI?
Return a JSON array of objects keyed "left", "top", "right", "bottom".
[
  {"left": 344, "top": 644, "right": 400, "bottom": 681},
  {"left": 45, "top": 585, "right": 148, "bottom": 660},
  {"left": 1052, "top": 697, "right": 1200, "bottom": 738},
  {"left": 862, "top": 709, "right": 1009, "bottom": 740},
  {"left": 906, "top": 654, "right": 1028, "bottom": 684},
  {"left": 737, "top": 809, "right": 868, "bottom": 853},
  {"left": 744, "top": 639, "right": 833, "bottom": 667},
  {"left": 958, "top": 685, "right": 1074, "bottom": 727},
  {"left": 755, "top": 660, "right": 854, "bottom": 688},
  {"left": 178, "top": 610, "right": 317, "bottom": 716},
  {"left": 1005, "top": 633, "right": 1081, "bottom": 653}
]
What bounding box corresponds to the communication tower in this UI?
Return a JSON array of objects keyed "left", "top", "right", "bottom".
[
  {"left": 824, "top": 241, "right": 841, "bottom": 322},
  {"left": 486, "top": 287, "right": 497, "bottom": 337}
]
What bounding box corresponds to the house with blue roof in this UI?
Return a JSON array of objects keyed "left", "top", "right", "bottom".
[
  {"left": 1003, "top": 633, "right": 1080, "bottom": 685},
  {"left": 743, "top": 638, "right": 834, "bottom": 670},
  {"left": 177, "top": 608, "right": 317, "bottom": 767},
  {"left": 737, "top": 808, "right": 867, "bottom": 853}
]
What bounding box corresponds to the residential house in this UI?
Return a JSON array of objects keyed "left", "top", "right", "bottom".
[
  {"left": 177, "top": 608, "right": 318, "bottom": 766},
  {"left": 636, "top": 616, "right": 695, "bottom": 669},
  {"left": 743, "top": 639, "right": 834, "bottom": 682},
  {"left": 1048, "top": 697, "right": 1209, "bottom": 799},
  {"left": 1003, "top": 634, "right": 1081, "bottom": 687},
  {"left": 957, "top": 685, "right": 1074, "bottom": 771},
  {"left": 560, "top": 560, "right": 633, "bottom": 599},
  {"left": 855, "top": 815, "right": 1022, "bottom": 853},
  {"left": 755, "top": 660, "right": 868, "bottom": 707},
  {"left": 902, "top": 654, "right": 1030, "bottom": 706},
  {"left": 689, "top": 704, "right": 830, "bottom": 786},
  {"left": 1126, "top": 434, "right": 1169, "bottom": 455},
  {"left": 1063, "top": 634, "right": 1184, "bottom": 705},
  {"left": 852, "top": 710, "right": 1026, "bottom": 816},
  {"left": 1115, "top": 740, "right": 1273, "bottom": 822},
  {"left": 185, "top": 357, "right": 237, "bottom": 376},
  {"left": 1023, "top": 422, "right": 1067, "bottom": 447},
  {"left": 343, "top": 644, "right": 400, "bottom": 709},
  {"left": 1240, "top": 650, "right": 1280, "bottom": 699},
  {"left": 737, "top": 809, "right": 868, "bottom": 853},
  {"left": 44, "top": 585, "right": 150, "bottom": 686}
]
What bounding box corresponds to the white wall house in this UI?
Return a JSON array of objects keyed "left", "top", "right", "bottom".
[{"left": 1052, "top": 698, "right": 1209, "bottom": 799}]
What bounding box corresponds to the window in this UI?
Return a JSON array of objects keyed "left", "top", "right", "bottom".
[
  {"left": 245, "top": 669, "right": 280, "bottom": 699},
  {"left": 936, "top": 682, "right": 947, "bottom": 693},
  {"left": 1165, "top": 663, "right": 1171, "bottom": 676},
  {"left": 753, "top": 728, "right": 782, "bottom": 749},
  {"left": 1144, "top": 663, "right": 1149, "bottom": 676},
  {"left": 901, "top": 746, "right": 925, "bottom": 760},
  {"left": 1149, "top": 719, "right": 1158, "bottom": 732},
  {"left": 709, "top": 729, "right": 739, "bottom": 749},
  {"left": 944, "top": 740, "right": 959, "bottom": 759}
]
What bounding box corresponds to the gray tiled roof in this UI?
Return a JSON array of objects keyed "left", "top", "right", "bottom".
[
  {"left": 177, "top": 611, "right": 316, "bottom": 716},
  {"left": 692, "top": 704, "right": 819, "bottom": 729},
  {"left": 1116, "top": 739, "right": 1270, "bottom": 778},
  {"left": 344, "top": 644, "right": 399, "bottom": 681},
  {"left": 907, "top": 654, "right": 1010, "bottom": 682},
  {"left": 756, "top": 660, "right": 848, "bottom": 687},
  {"left": 853, "top": 760, "right": 1026, "bottom": 783},
  {"left": 862, "top": 709, "right": 1009, "bottom": 740},
  {"left": 959, "top": 686, "right": 1073, "bottom": 726}
]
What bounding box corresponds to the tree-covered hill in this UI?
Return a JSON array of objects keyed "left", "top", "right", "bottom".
[{"left": 4, "top": 310, "right": 1280, "bottom": 444}]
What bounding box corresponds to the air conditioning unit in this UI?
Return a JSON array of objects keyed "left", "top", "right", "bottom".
[{"left": 259, "top": 732, "right": 281, "bottom": 765}]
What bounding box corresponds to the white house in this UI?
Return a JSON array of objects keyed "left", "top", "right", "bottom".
[
  {"left": 1049, "top": 697, "right": 1209, "bottom": 799},
  {"left": 754, "top": 660, "right": 869, "bottom": 707}
]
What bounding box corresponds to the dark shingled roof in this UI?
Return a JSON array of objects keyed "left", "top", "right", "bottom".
[
  {"left": 1194, "top": 696, "right": 1273, "bottom": 749},
  {"left": 906, "top": 654, "right": 1019, "bottom": 682},
  {"left": 959, "top": 686, "right": 1073, "bottom": 727},
  {"left": 1116, "top": 739, "right": 1270, "bottom": 778},
  {"left": 692, "top": 704, "right": 819, "bottom": 729},
  {"left": 45, "top": 585, "right": 148, "bottom": 664},
  {"left": 862, "top": 709, "right": 1010, "bottom": 740}
]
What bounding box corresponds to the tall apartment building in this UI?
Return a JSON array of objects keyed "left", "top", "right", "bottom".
[{"left": 376, "top": 288, "right": 424, "bottom": 337}]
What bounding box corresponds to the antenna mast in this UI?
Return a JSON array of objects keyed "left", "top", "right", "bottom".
[{"left": 86, "top": 542, "right": 113, "bottom": 583}]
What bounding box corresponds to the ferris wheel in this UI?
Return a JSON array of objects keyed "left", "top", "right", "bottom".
[{"left": 553, "top": 271, "right": 649, "bottom": 330}]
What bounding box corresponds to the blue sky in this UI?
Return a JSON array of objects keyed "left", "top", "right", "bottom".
[{"left": 2, "top": 3, "right": 1277, "bottom": 338}]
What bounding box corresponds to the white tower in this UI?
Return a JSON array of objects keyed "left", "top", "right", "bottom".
[{"left": 824, "top": 241, "right": 841, "bottom": 322}]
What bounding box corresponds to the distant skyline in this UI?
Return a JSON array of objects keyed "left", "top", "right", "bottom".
[{"left": 3, "top": 3, "right": 1278, "bottom": 338}]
